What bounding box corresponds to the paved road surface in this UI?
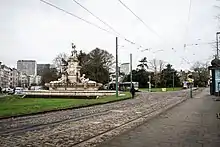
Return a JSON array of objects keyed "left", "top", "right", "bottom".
[
  {"left": 1, "top": 90, "right": 199, "bottom": 147},
  {"left": 98, "top": 88, "right": 220, "bottom": 147}
]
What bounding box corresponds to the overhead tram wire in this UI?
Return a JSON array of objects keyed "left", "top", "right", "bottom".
[
  {"left": 184, "top": 0, "right": 192, "bottom": 50},
  {"left": 72, "top": 0, "right": 122, "bottom": 38},
  {"left": 117, "top": 0, "right": 161, "bottom": 39},
  {"left": 39, "top": 0, "right": 113, "bottom": 35},
  {"left": 40, "top": 0, "right": 146, "bottom": 50},
  {"left": 170, "top": 47, "right": 193, "bottom": 66},
  {"left": 187, "top": 0, "right": 192, "bottom": 22},
  {"left": 181, "top": 57, "right": 192, "bottom": 65},
  {"left": 72, "top": 0, "right": 146, "bottom": 49},
  {"left": 184, "top": 41, "right": 216, "bottom": 48}
]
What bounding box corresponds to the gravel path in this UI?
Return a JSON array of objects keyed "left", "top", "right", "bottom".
[{"left": 0, "top": 89, "right": 203, "bottom": 147}]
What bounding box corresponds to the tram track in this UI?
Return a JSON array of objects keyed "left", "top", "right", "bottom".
[
  {"left": 0, "top": 100, "right": 157, "bottom": 136},
  {"left": 0, "top": 93, "right": 155, "bottom": 136},
  {"left": 0, "top": 89, "right": 205, "bottom": 147},
  {"left": 15, "top": 97, "right": 180, "bottom": 147},
  {"left": 70, "top": 98, "right": 186, "bottom": 147},
  {"left": 0, "top": 92, "right": 186, "bottom": 137},
  {"left": 0, "top": 110, "right": 111, "bottom": 136}
]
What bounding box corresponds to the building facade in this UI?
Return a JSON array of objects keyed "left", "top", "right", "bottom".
[
  {"left": 17, "top": 60, "right": 37, "bottom": 76},
  {"left": 0, "top": 62, "right": 25, "bottom": 88},
  {"left": 0, "top": 64, "right": 11, "bottom": 88},
  {"left": 19, "top": 73, "right": 29, "bottom": 88},
  {"left": 37, "top": 64, "right": 50, "bottom": 76},
  {"left": 0, "top": 62, "right": 3, "bottom": 88},
  {"left": 29, "top": 75, "right": 36, "bottom": 86},
  {"left": 0, "top": 62, "right": 2, "bottom": 88},
  {"left": 35, "top": 75, "right": 42, "bottom": 85},
  {"left": 10, "top": 68, "right": 19, "bottom": 88}
]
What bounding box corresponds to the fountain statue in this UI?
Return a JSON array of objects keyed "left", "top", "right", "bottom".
[{"left": 45, "top": 43, "right": 102, "bottom": 91}]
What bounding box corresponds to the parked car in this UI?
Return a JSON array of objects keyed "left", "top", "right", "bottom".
[
  {"left": 30, "top": 86, "right": 43, "bottom": 90},
  {"left": 8, "top": 89, "right": 15, "bottom": 95},
  {"left": 2, "top": 87, "right": 13, "bottom": 93},
  {"left": 14, "top": 87, "right": 24, "bottom": 94}
]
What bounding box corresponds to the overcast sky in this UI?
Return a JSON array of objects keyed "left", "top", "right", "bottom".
[{"left": 0, "top": 0, "right": 219, "bottom": 70}]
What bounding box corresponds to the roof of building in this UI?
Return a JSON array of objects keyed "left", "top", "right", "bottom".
[
  {"left": 17, "top": 60, "right": 36, "bottom": 62},
  {"left": 1, "top": 65, "right": 12, "bottom": 70}
]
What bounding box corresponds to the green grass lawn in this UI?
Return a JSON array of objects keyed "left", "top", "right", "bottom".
[
  {"left": 139, "top": 87, "right": 182, "bottom": 92},
  {"left": 0, "top": 93, "right": 131, "bottom": 118}
]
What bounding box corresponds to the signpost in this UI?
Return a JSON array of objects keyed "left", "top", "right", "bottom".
[{"left": 187, "top": 74, "right": 194, "bottom": 98}]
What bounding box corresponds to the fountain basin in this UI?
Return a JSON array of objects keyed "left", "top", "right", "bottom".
[
  {"left": 45, "top": 83, "right": 102, "bottom": 91},
  {"left": 22, "top": 90, "right": 116, "bottom": 98}
]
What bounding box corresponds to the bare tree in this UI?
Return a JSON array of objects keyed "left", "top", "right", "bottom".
[
  {"left": 149, "top": 59, "right": 165, "bottom": 73},
  {"left": 190, "top": 61, "right": 210, "bottom": 87},
  {"left": 149, "top": 59, "right": 165, "bottom": 87},
  {"left": 214, "top": 7, "right": 220, "bottom": 28},
  {"left": 53, "top": 53, "right": 68, "bottom": 71},
  {"left": 159, "top": 60, "right": 165, "bottom": 73},
  {"left": 149, "top": 58, "right": 157, "bottom": 73}
]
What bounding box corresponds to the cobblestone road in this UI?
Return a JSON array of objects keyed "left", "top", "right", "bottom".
[
  {"left": 0, "top": 89, "right": 203, "bottom": 147},
  {"left": 98, "top": 88, "right": 220, "bottom": 147}
]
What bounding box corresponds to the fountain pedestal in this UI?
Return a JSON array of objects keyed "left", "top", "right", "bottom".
[
  {"left": 45, "top": 43, "right": 102, "bottom": 91},
  {"left": 24, "top": 43, "right": 115, "bottom": 98}
]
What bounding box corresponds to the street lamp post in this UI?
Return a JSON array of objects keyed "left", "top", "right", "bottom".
[
  {"left": 188, "top": 74, "right": 193, "bottom": 98},
  {"left": 190, "top": 83, "right": 193, "bottom": 98},
  {"left": 216, "top": 32, "right": 220, "bottom": 58},
  {"left": 172, "top": 71, "right": 175, "bottom": 90},
  {"left": 116, "top": 37, "right": 119, "bottom": 97},
  {"left": 130, "top": 54, "right": 132, "bottom": 89}
]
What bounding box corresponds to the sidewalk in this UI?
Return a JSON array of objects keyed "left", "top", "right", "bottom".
[{"left": 98, "top": 88, "right": 220, "bottom": 147}]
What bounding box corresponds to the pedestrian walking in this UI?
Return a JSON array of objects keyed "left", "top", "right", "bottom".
[
  {"left": 13, "top": 87, "right": 16, "bottom": 94},
  {"left": 130, "top": 84, "right": 135, "bottom": 98}
]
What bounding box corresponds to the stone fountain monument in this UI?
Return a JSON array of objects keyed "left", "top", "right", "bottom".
[
  {"left": 46, "top": 43, "right": 102, "bottom": 91},
  {"left": 23, "top": 43, "right": 115, "bottom": 98}
]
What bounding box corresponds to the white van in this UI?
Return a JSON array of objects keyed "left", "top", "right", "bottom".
[
  {"left": 183, "top": 81, "right": 188, "bottom": 89},
  {"left": 15, "top": 87, "right": 24, "bottom": 94}
]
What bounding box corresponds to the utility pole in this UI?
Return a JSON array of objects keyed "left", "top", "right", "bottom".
[
  {"left": 216, "top": 32, "right": 220, "bottom": 58},
  {"left": 188, "top": 74, "right": 193, "bottom": 98},
  {"left": 130, "top": 54, "right": 132, "bottom": 88},
  {"left": 116, "top": 37, "right": 119, "bottom": 97},
  {"left": 172, "top": 71, "right": 175, "bottom": 90},
  {"left": 190, "top": 83, "right": 193, "bottom": 98},
  {"left": 107, "top": 68, "right": 110, "bottom": 89}
]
